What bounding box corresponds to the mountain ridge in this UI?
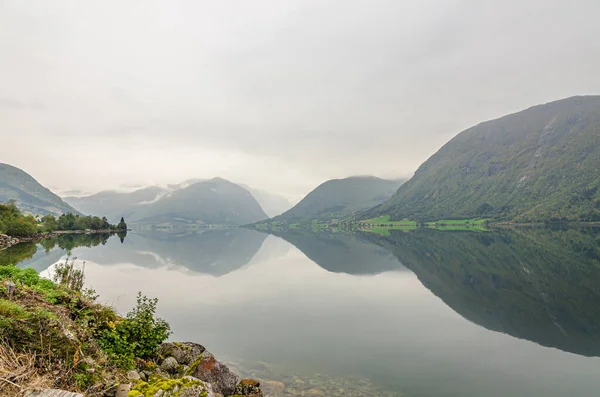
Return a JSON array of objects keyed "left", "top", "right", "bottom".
[
  {"left": 365, "top": 96, "right": 600, "bottom": 222},
  {"left": 268, "top": 176, "right": 405, "bottom": 224},
  {"left": 0, "top": 163, "right": 79, "bottom": 216}
]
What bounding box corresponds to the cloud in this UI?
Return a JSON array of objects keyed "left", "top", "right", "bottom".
[{"left": 1, "top": 0, "right": 600, "bottom": 199}]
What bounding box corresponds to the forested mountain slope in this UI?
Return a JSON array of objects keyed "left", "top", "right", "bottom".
[{"left": 366, "top": 96, "right": 600, "bottom": 222}]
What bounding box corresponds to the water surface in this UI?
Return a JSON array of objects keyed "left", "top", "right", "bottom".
[{"left": 8, "top": 227, "right": 600, "bottom": 397}]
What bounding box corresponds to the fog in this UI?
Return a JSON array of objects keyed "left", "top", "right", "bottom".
[{"left": 1, "top": 0, "right": 600, "bottom": 200}]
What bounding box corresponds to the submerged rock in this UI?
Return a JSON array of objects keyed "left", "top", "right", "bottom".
[
  {"left": 261, "top": 380, "right": 285, "bottom": 395},
  {"left": 233, "top": 379, "right": 263, "bottom": 397}
]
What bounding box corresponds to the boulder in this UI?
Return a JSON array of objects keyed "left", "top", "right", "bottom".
[
  {"left": 128, "top": 375, "right": 214, "bottom": 397},
  {"left": 161, "top": 356, "right": 180, "bottom": 374},
  {"left": 187, "top": 351, "right": 239, "bottom": 396},
  {"left": 127, "top": 370, "right": 141, "bottom": 381},
  {"left": 159, "top": 342, "right": 206, "bottom": 365},
  {"left": 103, "top": 383, "right": 131, "bottom": 397},
  {"left": 233, "top": 379, "right": 263, "bottom": 397}
]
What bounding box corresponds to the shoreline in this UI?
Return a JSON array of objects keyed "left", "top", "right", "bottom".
[{"left": 0, "top": 229, "right": 127, "bottom": 250}]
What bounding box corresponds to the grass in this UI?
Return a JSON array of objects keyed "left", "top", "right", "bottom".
[
  {"left": 360, "top": 215, "right": 417, "bottom": 226},
  {"left": 360, "top": 216, "right": 489, "bottom": 235}
]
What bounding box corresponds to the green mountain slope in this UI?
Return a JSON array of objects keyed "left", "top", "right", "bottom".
[
  {"left": 270, "top": 176, "right": 404, "bottom": 224},
  {"left": 367, "top": 96, "right": 600, "bottom": 222},
  {"left": 0, "top": 163, "right": 79, "bottom": 216},
  {"left": 66, "top": 178, "right": 268, "bottom": 226}
]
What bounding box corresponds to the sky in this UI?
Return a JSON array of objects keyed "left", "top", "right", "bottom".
[{"left": 1, "top": 0, "right": 600, "bottom": 201}]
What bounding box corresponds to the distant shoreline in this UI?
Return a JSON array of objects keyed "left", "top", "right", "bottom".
[{"left": 0, "top": 228, "right": 127, "bottom": 250}]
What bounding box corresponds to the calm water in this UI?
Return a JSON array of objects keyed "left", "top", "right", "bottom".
[{"left": 7, "top": 227, "right": 600, "bottom": 396}]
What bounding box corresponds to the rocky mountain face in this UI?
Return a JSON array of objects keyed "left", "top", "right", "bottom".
[
  {"left": 269, "top": 176, "right": 404, "bottom": 224},
  {"left": 0, "top": 163, "right": 79, "bottom": 216},
  {"left": 366, "top": 96, "right": 600, "bottom": 222}
]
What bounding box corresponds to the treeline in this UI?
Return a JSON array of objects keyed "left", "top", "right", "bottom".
[{"left": 0, "top": 201, "right": 127, "bottom": 237}]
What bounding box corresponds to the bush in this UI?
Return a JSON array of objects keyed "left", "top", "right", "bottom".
[
  {"left": 100, "top": 292, "right": 171, "bottom": 369},
  {"left": 53, "top": 257, "right": 85, "bottom": 292}
]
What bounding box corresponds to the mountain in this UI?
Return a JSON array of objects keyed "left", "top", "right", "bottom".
[
  {"left": 366, "top": 96, "right": 600, "bottom": 222},
  {"left": 241, "top": 186, "right": 292, "bottom": 217},
  {"left": 0, "top": 162, "right": 79, "bottom": 216},
  {"left": 64, "top": 186, "right": 166, "bottom": 223},
  {"left": 361, "top": 227, "right": 600, "bottom": 357},
  {"left": 65, "top": 178, "right": 268, "bottom": 226},
  {"left": 268, "top": 176, "right": 404, "bottom": 224}
]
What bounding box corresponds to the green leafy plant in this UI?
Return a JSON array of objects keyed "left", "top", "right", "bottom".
[
  {"left": 53, "top": 257, "right": 85, "bottom": 292},
  {"left": 100, "top": 292, "right": 171, "bottom": 369}
]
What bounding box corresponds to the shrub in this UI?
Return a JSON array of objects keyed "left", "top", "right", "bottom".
[
  {"left": 99, "top": 292, "right": 171, "bottom": 369},
  {"left": 53, "top": 257, "right": 85, "bottom": 292}
]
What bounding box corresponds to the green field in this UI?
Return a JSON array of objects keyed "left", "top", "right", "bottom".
[
  {"left": 360, "top": 216, "right": 489, "bottom": 235},
  {"left": 360, "top": 215, "right": 417, "bottom": 226}
]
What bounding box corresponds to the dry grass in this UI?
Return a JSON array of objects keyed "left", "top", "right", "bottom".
[{"left": 0, "top": 342, "right": 51, "bottom": 396}]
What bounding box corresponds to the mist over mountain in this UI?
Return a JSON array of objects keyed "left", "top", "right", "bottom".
[
  {"left": 0, "top": 163, "right": 78, "bottom": 216},
  {"left": 241, "top": 185, "right": 292, "bottom": 217},
  {"left": 366, "top": 96, "right": 600, "bottom": 222},
  {"left": 65, "top": 178, "right": 268, "bottom": 226}
]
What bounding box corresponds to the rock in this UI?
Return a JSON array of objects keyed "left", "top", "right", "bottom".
[
  {"left": 261, "top": 380, "right": 285, "bottom": 395},
  {"left": 115, "top": 384, "right": 131, "bottom": 397},
  {"left": 233, "top": 378, "right": 263, "bottom": 397},
  {"left": 129, "top": 375, "right": 214, "bottom": 397},
  {"left": 306, "top": 388, "right": 325, "bottom": 396},
  {"left": 188, "top": 350, "right": 239, "bottom": 396},
  {"left": 127, "top": 370, "right": 141, "bottom": 381},
  {"left": 102, "top": 383, "right": 131, "bottom": 397},
  {"left": 159, "top": 342, "right": 206, "bottom": 365},
  {"left": 25, "top": 390, "right": 84, "bottom": 397},
  {"left": 3, "top": 280, "right": 16, "bottom": 298},
  {"left": 160, "top": 356, "right": 179, "bottom": 373}
]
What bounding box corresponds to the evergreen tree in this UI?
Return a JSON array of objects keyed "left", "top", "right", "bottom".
[{"left": 117, "top": 217, "right": 128, "bottom": 230}]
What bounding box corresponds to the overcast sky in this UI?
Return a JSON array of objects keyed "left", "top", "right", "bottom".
[{"left": 1, "top": 0, "right": 600, "bottom": 201}]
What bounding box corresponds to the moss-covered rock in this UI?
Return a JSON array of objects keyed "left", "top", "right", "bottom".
[
  {"left": 159, "top": 342, "right": 206, "bottom": 365},
  {"left": 233, "top": 379, "right": 263, "bottom": 397},
  {"left": 186, "top": 351, "right": 239, "bottom": 396},
  {"left": 128, "top": 375, "right": 213, "bottom": 397}
]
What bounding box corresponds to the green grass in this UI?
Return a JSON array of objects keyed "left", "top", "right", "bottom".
[
  {"left": 361, "top": 216, "right": 489, "bottom": 234},
  {"left": 425, "top": 218, "right": 488, "bottom": 226},
  {"left": 361, "top": 215, "right": 417, "bottom": 226}
]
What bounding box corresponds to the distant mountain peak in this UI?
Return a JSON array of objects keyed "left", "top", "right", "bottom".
[{"left": 269, "top": 175, "right": 405, "bottom": 223}]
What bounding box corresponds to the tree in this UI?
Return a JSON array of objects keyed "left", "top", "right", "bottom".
[
  {"left": 117, "top": 217, "right": 128, "bottom": 230},
  {"left": 41, "top": 214, "right": 57, "bottom": 232}
]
